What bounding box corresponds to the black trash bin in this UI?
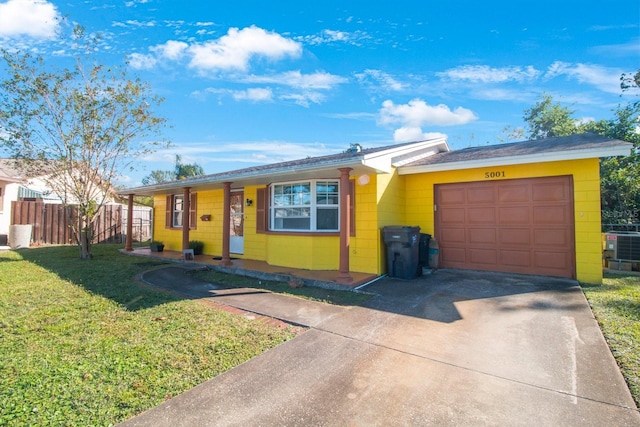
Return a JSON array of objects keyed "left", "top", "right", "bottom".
[
  {"left": 382, "top": 226, "right": 421, "bottom": 279},
  {"left": 419, "top": 233, "right": 431, "bottom": 271}
]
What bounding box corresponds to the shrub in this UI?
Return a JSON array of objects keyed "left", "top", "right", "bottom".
[{"left": 189, "top": 240, "right": 204, "bottom": 255}]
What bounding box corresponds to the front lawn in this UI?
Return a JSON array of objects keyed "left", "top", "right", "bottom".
[
  {"left": 581, "top": 274, "right": 640, "bottom": 408},
  {"left": 0, "top": 245, "right": 296, "bottom": 426}
]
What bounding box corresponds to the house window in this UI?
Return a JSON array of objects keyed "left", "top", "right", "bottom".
[
  {"left": 270, "top": 180, "right": 339, "bottom": 232},
  {"left": 173, "top": 195, "right": 184, "bottom": 227},
  {"left": 165, "top": 193, "right": 197, "bottom": 230}
]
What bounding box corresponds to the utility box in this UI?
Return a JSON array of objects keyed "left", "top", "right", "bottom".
[
  {"left": 382, "top": 226, "right": 421, "bottom": 279},
  {"left": 605, "top": 232, "right": 640, "bottom": 262}
]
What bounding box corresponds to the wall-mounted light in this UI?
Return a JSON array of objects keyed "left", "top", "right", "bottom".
[
  {"left": 200, "top": 214, "right": 211, "bottom": 221},
  {"left": 245, "top": 198, "right": 253, "bottom": 207},
  {"left": 357, "top": 174, "right": 370, "bottom": 186}
]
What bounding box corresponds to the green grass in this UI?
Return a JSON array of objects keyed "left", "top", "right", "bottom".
[
  {"left": 190, "top": 269, "right": 373, "bottom": 306},
  {"left": 581, "top": 274, "right": 640, "bottom": 408},
  {"left": 0, "top": 245, "right": 296, "bottom": 426}
]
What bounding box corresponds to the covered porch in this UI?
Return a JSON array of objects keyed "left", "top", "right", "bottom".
[{"left": 122, "top": 246, "right": 379, "bottom": 290}]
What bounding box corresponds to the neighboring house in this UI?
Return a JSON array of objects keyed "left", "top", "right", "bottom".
[
  {"left": 118, "top": 133, "right": 632, "bottom": 285},
  {"left": 0, "top": 159, "right": 150, "bottom": 244},
  {"left": 0, "top": 159, "right": 63, "bottom": 241}
]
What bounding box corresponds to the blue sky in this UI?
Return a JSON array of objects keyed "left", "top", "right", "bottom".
[{"left": 0, "top": 0, "right": 638, "bottom": 186}]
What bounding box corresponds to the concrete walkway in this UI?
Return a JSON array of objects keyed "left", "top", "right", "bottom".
[{"left": 120, "top": 266, "right": 640, "bottom": 426}]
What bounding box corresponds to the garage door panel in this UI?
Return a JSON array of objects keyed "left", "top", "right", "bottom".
[
  {"left": 467, "top": 207, "right": 496, "bottom": 224},
  {"left": 468, "top": 248, "right": 497, "bottom": 266},
  {"left": 533, "top": 205, "right": 571, "bottom": 225},
  {"left": 499, "top": 250, "right": 532, "bottom": 267},
  {"left": 534, "top": 251, "right": 571, "bottom": 271},
  {"left": 440, "top": 227, "right": 466, "bottom": 244},
  {"left": 533, "top": 181, "right": 571, "bottom": 202},
  {"left": 467, "top": 187, "right": 496, "bottom": 204},
  {"left": 499, "top": 206, "right": 530, "bottom": 224},
  {"left": 498, "top": 184, "right": 530, "bottom": 203},
  {"left": 435, "top": 176, "right": 575, "bottom": 279},
  {"left": 440, "top": 188, "right": 466, "bottom": 204},
  {"left": 468, "top": 228, "right": 496, "bottom": 244},
  {"left": 441, "top": 247, "right": 467, "bottom": 264},
  {"left": 440, "top": 208, "right": 466, "bottom": 225},
  {"left": 499, "top": 228, "right": 531, "bottom": 246},
  {"left": 533, "top": 229, "right": 571, "bottom": 246}
]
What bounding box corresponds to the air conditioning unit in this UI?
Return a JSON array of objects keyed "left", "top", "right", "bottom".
[{"left": 605, "top": 232, "right": 640, "bottom": 262}]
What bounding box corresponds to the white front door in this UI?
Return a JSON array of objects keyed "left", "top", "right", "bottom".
[{"left": 229, "top": 191, "right": 244, "bottom": 254}]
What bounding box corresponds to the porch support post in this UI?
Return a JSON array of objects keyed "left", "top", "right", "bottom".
[
  {"left": 221, "top": 182, "right": 233, "bottom": 266},
  {"left": 182, "top": 187, "right": 191, "bottom": 251},
  {"left": 125, "top": 193, "right": 134, "bottom": 252},
  {"left": 337, "top": 167, "right": 353, "bottom": 283}
]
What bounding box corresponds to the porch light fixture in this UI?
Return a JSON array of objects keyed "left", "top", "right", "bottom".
[
  {"left": 200, "top": 214, "right": 211, "bottom": 221},
  {"left": 357, "top": 174, "right": 370, "bottom": 186},
  {"left": 245, "top": 198, "right": 253, "bottom": 207}
]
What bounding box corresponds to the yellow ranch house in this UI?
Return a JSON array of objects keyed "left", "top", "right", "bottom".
[{"left": 119, "top": 133, "right": 632, "bottom": 286}]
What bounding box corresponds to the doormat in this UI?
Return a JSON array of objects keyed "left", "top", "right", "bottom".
[{"left": 212, "top": 256, "right": 239, "bottom": 261}]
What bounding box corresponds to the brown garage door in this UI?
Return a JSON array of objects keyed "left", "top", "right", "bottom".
[{"left": 435, "top": 176, "right": 575, "bottom": 278}]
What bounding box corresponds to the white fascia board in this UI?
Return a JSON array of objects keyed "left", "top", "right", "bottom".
[
  {"left": 398, "top": 145, "right": 633, "bottom": 175},
  {"left": 363, "top": 138, "right": 450, "bottom": 173}
]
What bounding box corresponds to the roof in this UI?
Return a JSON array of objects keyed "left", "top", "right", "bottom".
[
  {"left": 398, "top": 133, "right": 633, "bottom": 175},
  {"left": 118, "top": 137, "right": 450, "bottom": 196},
  {"left": 0, "top": 159, "right": 23, "bottom": 183}
]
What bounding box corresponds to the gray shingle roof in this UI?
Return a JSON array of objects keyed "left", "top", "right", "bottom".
[{"left": 402, "top": 133, "right": 632, "bottom": 167}]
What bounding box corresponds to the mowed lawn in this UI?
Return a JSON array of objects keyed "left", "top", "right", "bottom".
[
  {"left": 0, "top": 245, "right": 296, "bottom": 426},
  {"left": 582, "top": 274, "right": 640, "bottom": 408}
]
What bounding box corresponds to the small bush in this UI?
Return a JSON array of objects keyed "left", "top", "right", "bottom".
[{"left": 189, "top": 240, "right": 204, "bottom": 255}]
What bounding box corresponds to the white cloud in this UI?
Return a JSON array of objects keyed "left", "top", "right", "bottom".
[
  {"left": 379, "top": 98, "right": 478, "bottom": 127},
  {"left": 355, "top": 69, "right": 406, "bottom": 91},
  {"left": 393, "top": 127, "right": 447, "bottom": 143},
  {"left": 123, "top": 19, "right": 156, "bottom": 27},
  {"left": 128, "top": 52, "right": 157, "bottom": 70},
  {"left": 437, "top": 65, "right": 540, "bottom": 83},
  {"left": 232, "top": 88, "right": 273, "bottom": 102},
  {"left": 300, "top": 29, "right": 368, "bottom": 46},
  {"left": 0, "top": 0, "right": 60, "bottom": 39},
  {"left": 591, "top": 37, "right": 640, "bottom": 57},
  {"left": 245, "top": 70, "right": 347, "bottom": 90},
  {"left": 280, "top": 91, "right": 326, "bottom": 107},
  {"left": 143, "top": 140, "right": 333, "bottom": 166},
  {"left": 151, "top": 40, "right": 188, "bottom": 60},
  {"left": 188, "top": 25, "right": 302, "bottom": 72},
  {"left": 379, "top": 99, "right": 476, "bottom": 142},
  {"left": 546, "top": 61, "right": 624, "bottom": 94}
]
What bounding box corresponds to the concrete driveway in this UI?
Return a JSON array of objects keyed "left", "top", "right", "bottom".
[{"left": 121, "top": 268, "right": 640, "bottom": 426}]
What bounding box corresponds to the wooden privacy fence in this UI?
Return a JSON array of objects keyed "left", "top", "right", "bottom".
[{"left": 11, "top": 201, "right": 123, "bottom": 245}]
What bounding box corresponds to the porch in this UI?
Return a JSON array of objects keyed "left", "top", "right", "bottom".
[{"left": 122, "top": 246, "right": 379, "bottom": 291}]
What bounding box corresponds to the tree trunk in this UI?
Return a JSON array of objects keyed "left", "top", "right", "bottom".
[{"left": 79, "top": 229, "right": 92, "bottom": 259}]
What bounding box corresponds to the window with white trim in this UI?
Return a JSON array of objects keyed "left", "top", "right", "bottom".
[
  {"left": 270, "top": 180, "right": 339, "bottom": 231},
  {"left": 173, "top": 195, "right": 184, "bottom": 227}
]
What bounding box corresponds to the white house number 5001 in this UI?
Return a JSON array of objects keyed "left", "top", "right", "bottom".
[{"left": 484, "top": 171, "right": 505, "bottom": 179}]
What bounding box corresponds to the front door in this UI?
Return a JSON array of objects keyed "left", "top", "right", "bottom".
[{"left": 229, "top": 191, "right": 244, "bottom": 254}]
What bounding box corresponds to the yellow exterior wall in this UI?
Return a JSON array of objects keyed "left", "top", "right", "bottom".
[
  {"left": 150, "top": 157, "right": 603, "bottom": 282},
  {"left": 152, "top": 189, "right": 225, "bottom": 254},
  {"left": 374, "top": 170, "right": 407, "bottom": 273},
  {"left": 350, "top": 174, "right": 385, "bottom": 274},
  {"left": 404, "top": 158, "right": 603, "bottom": 284},
  {"left": 151, "top": 179, "right": 382, "bottom": 274}
]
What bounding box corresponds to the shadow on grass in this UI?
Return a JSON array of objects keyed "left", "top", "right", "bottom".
[
  {"left": 8, "top": 245, "right": 590, "bottom": 323},
  {"left": 10, "top": 244, "right": 177, "bottom": 311}
]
